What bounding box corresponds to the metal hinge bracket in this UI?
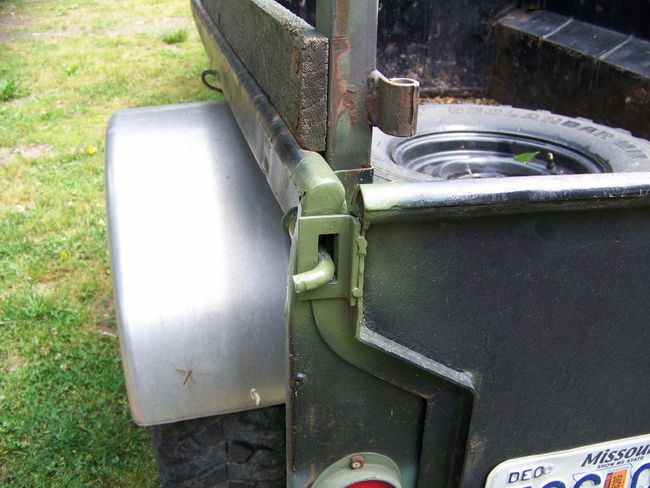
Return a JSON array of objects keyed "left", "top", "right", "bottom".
[{"left": 367, "top": 70, "right": 420, "bottom": 137}]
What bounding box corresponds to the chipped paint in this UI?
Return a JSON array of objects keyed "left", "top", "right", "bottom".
[{"left": 250, "top": 388, "right": 262, "bottom": 406}]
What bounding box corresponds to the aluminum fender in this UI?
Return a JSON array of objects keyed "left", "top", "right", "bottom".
[{"left": 105, "top": 101, "right": 289, "bottom": 426}]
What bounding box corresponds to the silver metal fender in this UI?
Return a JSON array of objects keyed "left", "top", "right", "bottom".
[{"left": 105, "top": 100, "right": 289, "bottom": 426}]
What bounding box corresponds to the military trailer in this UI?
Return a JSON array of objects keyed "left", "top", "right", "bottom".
[{"left": 106, "top": 1, "right": 650, "bottom": 487}]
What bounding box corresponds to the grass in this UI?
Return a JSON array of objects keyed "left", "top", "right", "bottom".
[
  {"left": 161, "top": 27, "right": 189, "bottom": 44},
  {"left": 0, "top": 78, "right": 26, "bottom": 102},
  {"left": 0, "top": 0, "right": 222, "bottom": 486}
]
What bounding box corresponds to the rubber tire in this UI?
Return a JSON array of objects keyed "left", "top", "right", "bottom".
[
  {"left": 371, "top": 103, "right": 650, "bottom": 182},
  {"left": 150, "top": 406, "right": 286, "bottom": 488}
]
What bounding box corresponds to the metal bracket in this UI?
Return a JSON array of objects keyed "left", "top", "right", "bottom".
[
  {"left": 367, "top": 70, "right": 420, "bottom": 137},
  {"left": 291, "top": 214, "right": 365, "bottom": 305}
]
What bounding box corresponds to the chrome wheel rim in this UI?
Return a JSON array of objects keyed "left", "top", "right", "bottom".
[{"left": 390, "top": 132, "right": 609, "bottom": 179}]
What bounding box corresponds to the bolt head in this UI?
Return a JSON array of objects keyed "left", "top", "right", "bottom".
[{"left": 349, "top": 455, "right": 365, "bottom": 470}]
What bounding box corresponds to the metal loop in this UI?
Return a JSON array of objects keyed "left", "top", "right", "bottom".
[{"left": 201, "top": 69, "right": 224, "bottom": 93}]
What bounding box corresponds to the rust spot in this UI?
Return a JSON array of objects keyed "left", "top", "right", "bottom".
[
  {"left": 468, "top": 439, "right": 482, "bottom": 453},
  {"left": 176, "top": 368, "right": 195, "bottom": 386},
  {"left": 329, "top": 37, "right": 358, "bottom": 130},
  {"left": 333, "top": 0, "right": 350, "bottom": 35},
  {"left": 342, "top": 90, "right": 356, "bottom": 111},
  {"left": 349, "top": 455, "right": 365, "bottom": 469},
  {"left": 633, "top": 87, "right": 649, "bottom": 102}
]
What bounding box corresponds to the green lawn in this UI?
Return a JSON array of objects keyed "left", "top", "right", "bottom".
[{"left": 0, "top": 0, "right": 221, "bottom": 486}]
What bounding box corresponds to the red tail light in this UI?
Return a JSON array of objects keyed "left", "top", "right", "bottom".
[
  {"left": 346, "top": 481, "right": 395, "bottom": 488},
  {"left": 312, "top": 453, "right": 401, "bottom": 488}
]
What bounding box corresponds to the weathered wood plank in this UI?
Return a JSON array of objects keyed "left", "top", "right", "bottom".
[{"left": 202, "top": 0, "right": 328, "bottom": 151}]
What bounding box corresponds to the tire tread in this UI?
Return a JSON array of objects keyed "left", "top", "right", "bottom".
[{"left": 151, "top": 406, "right": 285, "bottom": 488}]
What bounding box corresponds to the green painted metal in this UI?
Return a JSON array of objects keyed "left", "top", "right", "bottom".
[
  {"left": 334, "top": 168, "right": 374, "bottom": 210},
  {"left": 292, "top": 214, "right": 358, "bottom": 301},
  {"left": 287, "top": 206, "right": 473, "bottom": 487},
  {"left": 356, "top": 175, "right": 650, "bottom": 224},
  {"left": 292, "top": 152, "right": 348, "bottom": 216},
  {"left": 311, "top": 453, "right": 403, "bottom": 488},
  {"left": 292, "top": 247, "right": 336, "bottom": 293},
  {"left": 285, "top": 164, "right": 470, "bottom": 487},
  {"left": 316, "top": 0, "right": 378, "bottom": 171},
  {"left": 286, "top": 211, "right": 430, "bottom": 487}
]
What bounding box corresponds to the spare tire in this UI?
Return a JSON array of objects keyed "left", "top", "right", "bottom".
[{"left": 371, "top": 104, "right": 650, "bottom": 183}]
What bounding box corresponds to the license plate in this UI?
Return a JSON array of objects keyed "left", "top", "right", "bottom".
[{"left": 486, "top": 434, "right": 650, "bottom": 488}]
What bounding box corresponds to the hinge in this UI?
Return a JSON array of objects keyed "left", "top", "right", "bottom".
[
  {"left": 367, "top": 70, "right": 420, "bottom": 137},
  {"left": 349, "top": 233, "right": 367, "bottom": 306}
]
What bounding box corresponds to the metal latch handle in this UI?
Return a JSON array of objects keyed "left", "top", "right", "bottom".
[{"left": 292, "top": 247, "right": 335, "bottom": 293}]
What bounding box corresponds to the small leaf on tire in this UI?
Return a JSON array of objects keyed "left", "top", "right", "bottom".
[{"left": 513, "top": 151, "right": 540, "bottom": 163}]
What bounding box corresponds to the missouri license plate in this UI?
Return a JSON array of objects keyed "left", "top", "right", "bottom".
[{"left": 486, "top": 434, "right": 650, "bottom": 488}]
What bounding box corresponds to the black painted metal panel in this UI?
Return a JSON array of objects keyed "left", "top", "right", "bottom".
[
  {"left": 492, "top": 10, "right": 650, "bottom": 140},
  {"left": 537, "top": 0, "right": 650, "bottom": 38},
  {"left": 364, "top": 206, "right": 650, "bottom": 487}
]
